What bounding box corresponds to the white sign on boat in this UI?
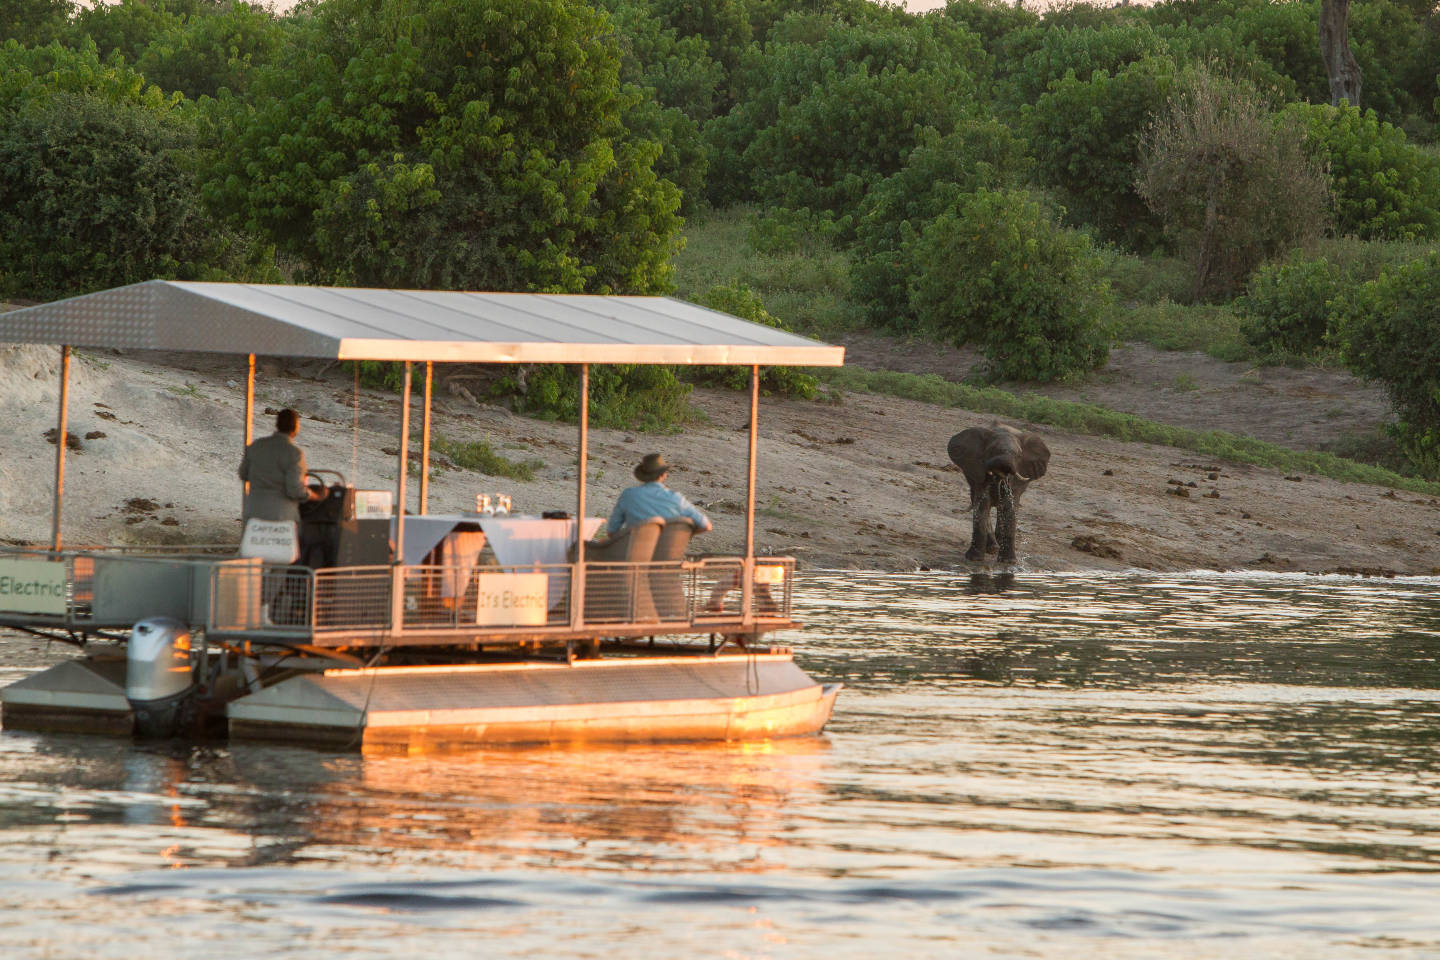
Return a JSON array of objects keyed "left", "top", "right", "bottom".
[
  {"left": 239, "top": 519, "right": 300, "bottom": 564},
  {"left": 0, "top": 559, "right": 68, "bottom": 615},
  {"left": 473, "top": 572, "right": 549, "bottom": 626}
]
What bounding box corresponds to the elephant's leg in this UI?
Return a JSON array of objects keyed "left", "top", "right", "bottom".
[
  {"left": 995, "top": 477, "right": 1018, "bottom": 563},
  {"left": 966, "top": 488, "right": 992, "bottom": 561}
]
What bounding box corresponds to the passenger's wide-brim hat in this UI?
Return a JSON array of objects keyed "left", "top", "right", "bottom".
[{"left": 634, "top": 453, "right": 669, "bottom": 481}]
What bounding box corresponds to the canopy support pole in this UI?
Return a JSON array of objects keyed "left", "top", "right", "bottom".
[
  {"left": 395, "top": 362, "right": 413, "bottom": 540},
  {"left": 741, "top": 365, "right": 758, "bottom": 625},
  {"left": 391, "top": 362, "right": 413, "bottom": 637},
  {"left": 420, "top": 361, "right": 433, "bottom": 515},
  {"left": 569, "top": 364, "right": 589, "bottom": 641},
  {"left": 242, "top": 353, "right": 254, "bottom": 512},
  {"left": 50, "top": 345, "right": 71, "bottom": 552}
]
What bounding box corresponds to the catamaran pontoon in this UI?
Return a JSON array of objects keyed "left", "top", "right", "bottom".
[{"left": 0, "top": 281, "right": 845, "bottom": 750}]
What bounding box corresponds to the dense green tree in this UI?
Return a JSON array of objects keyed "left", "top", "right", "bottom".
[
  {"left": 1137, "top": 65, "right": 1332, "bottom": 300},
  {"left": 1002, "top": 20, "right": 1166, "bottom": 110},
  {"left": 2, "top": 0, "right": 74, "bottom": 47},
  {"left": 0, "top": 41, "right": 264, "bottom": 300},
  {"left": 135, "top": 1, "right": 285, "bottom": 100},
  {"left": 1287, "top": 102, "right": 1440, "bottom": 240},
  {"left": 705, "top": 14, "right": 983, "bottom": 219},
  {"left": 850, "top": 120, "right": 1031, "bottom": 330},
  {"left": 71, "top": 0, "right": 186, "bottom": 66},
  {"left": 650, "top": 0, "right": 752, "bottom": 78},
  {"left": 1336, "top": 252, "right": 1440, "bottom": 477},
  {"left": 909, "top": 188, "right": 1111, "bottom": 382},
  {"left": 206, "top": 0, "right": 682, "bottom": 294},
  {"left": 599, "top": 0, "right": 725, "bottom": 124},
  {"left": 1024, "top": 55, "right": 1176, "bottom": 250}
]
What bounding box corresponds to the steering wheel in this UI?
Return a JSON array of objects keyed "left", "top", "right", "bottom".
[{"left": 306, "top": 469, "right": 346, "bottom": 494}]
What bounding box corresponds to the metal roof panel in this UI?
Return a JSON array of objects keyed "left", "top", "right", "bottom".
[{"left": 0, "top": 281, "right": 845, "bottom": 366}]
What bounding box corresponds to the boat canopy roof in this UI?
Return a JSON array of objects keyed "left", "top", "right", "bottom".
[{"left": 0, "top": 280, "right": 845, "bottom": 366}]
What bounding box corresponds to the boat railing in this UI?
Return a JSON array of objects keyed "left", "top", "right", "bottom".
[
  {"left": 0, "top": 545, "right": 794, "bottom": 646},
  {"left": 207, "top": 556, "right": 795, "bottom": 645},
  {"left": 0, "top": 545, "right": 240, "bottom": 633}
]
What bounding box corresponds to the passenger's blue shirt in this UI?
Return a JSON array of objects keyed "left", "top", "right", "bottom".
[{"left": 607, "top": 482, "right": 712, "bottom": 535}]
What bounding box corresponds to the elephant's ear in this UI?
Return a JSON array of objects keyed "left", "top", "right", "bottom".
[{"left": 1021, "top": 435, "right": 1050, "bottom": 481}]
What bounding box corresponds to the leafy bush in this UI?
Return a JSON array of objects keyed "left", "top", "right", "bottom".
[
  {"left": 703, "top": 15, "right": 983, "bottom": 215},
  {"left": 501, "top": 364, "right": 692, "bottom": 432},
  {"left": 0, "top": 42, "right": 268, "bottom": 300},
  {"left": 908, "top": 188, "right": 1111, "bottom": 382},
  {"left": 2, "top": 0, "right": 73, "bottom": 47},
  {"left": 1335, "top": 251, "right": 1440, "bottom": 477},
  {"left": 206, "top": 0, "right": 681, "bottom": 294},
  {"left": 1236, "top": 253, "right": 1343, "bottom": 359},
  {"left": 688, "top": 282, "right": 819, "bottom": 398},
  {"left": 1003, "top": 20, "right": 1167, "bottom": 109},
  {"left": 1024, "top": 55, "right": 1176, "bottom": 250},
  {"left": 850, "top": 120, "right": 1031, "bottom": 331},
  {"left": 1286, "top": 102, "right": 1440, "bottom": 242},
  {"left": 432, "top": 436, "right": 541, "bottom": 481},
  {"left": 1136, "top": 64, "right": 1331, "bottom": 301},
  {"left": 133, "top": 1, "right": 284, "bottom": 101}
]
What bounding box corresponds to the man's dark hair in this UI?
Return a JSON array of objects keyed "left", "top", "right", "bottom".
[{"left": 275, "top": 408, "right": 299, "bottom": 434}]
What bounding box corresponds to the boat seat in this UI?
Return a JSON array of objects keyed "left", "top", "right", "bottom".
[
  {"left": 573, "top": 517, "right": 663, "bottom": 622},
  {"left": 650, "top": 518, "right": 699, "bottom": 620}
]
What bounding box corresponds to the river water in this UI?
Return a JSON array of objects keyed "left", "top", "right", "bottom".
[{"left": 2, "top": 570, "right": 1439, "bottom": 959}]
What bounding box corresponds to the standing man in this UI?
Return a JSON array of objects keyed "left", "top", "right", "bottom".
[
  {"left": 239, "top": 408, "right": 322, "bottom": 625},
  {"left": 239, "top": 408, "right": 321, "bottom": 524},
  {"left": 607, "top": 453, "right": 712, "bottom": 535}
]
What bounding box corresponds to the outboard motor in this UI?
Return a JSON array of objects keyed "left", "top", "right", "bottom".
[{"left": 125, "top": 617, "right": 197, "bottom": 738}]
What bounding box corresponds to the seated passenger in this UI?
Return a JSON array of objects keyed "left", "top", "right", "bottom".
[{"left": 607, "top": 453, "right": 712, "bottom": 536}]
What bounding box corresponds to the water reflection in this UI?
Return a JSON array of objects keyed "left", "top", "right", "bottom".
[
  {"left": 966, "top": 572, "right": 1015, "bottom": 594},
  {"left": 3, "top": 571, "right": 1440, "bottom": 956}
]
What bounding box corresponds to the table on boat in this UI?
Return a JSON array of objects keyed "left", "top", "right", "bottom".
[{"left": 394, "top": 515, "right": 603, "bottom": 604}]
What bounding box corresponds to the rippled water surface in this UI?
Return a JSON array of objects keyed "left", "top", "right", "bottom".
[{"left": 4, "top": 571, "right": 1440, "bottom": 958}]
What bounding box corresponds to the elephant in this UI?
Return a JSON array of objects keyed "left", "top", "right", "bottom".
[{"left": 947, "top": 424, "right": 1050, "bottom": 563}]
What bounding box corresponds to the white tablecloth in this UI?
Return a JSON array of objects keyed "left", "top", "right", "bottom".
[
  {"left": 483, "top": 516, "right": 602, "bottom": 611},
  {"left": 394, "top": 515, "right": 602, "bottom": 608},
  {"left": 479, "top": 516, "right": 603, "bottom": 567}
]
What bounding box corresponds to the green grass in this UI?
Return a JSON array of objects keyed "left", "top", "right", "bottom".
[
  {"left": 1110, "top": 300, "right": 1250, "bottom": 360},
  {"left": 674, "top": 206, "right": 861, "bottom": 337},
  {"left": 433, "top": 436, "right": 543, "bottom": 481},
  {"left": 822, "top": 366, "right": 1440, "bottom": 496},
  {"left": 1096, "top": 246, "right": 1194, "bottom": 305}
]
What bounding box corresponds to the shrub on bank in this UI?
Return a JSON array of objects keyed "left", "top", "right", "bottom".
[
  {"left": 1236, "top": 253, "right": 1343, "bottom": 359},
  {"left": 1334, "top": 251, "right": 1440, "bottom": 478},
  {"left": 1287, "top": 101, "right": 1440, "bottom": 242},
  {"left": 908, "top": 188, "right": 1111, "bottom": 382}
]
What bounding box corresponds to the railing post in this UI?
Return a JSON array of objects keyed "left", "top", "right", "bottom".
[
  {"left": 50, "top": 345, "right": 71, "bottom": 552},
  {"left": 741, "top": 364, "right": 758, "bottom": 625},
  {"left": 389, "top": 564, "right": 406, "bottom": 640},
  {"left": 570, "top": 363, "right": 589, "bottom": 634},
  {"left": 391, "top": 361, "right": 414, "bottom": 642},
  {"left": 420, "top": 360, "right": 433, "bottom": 515},
  {"left": 241, "top": 353, "right": 255, "bottom": 516}
]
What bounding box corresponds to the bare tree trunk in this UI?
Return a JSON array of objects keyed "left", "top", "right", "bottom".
[{"left": 1319, "top": 0, "right": 1362, "bottom": 107}]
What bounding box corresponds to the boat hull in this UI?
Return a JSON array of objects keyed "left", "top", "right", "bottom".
[
  {"left": 226, "top": 654, "right": 840, "bottom": 752},
  {"left": 0, "top": 658, "right": 134, "bottom": 736}
]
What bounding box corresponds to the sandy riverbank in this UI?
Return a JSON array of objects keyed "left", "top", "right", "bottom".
[{"left": 2, "top": 342, "right": 1437, "bottom": 578}]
